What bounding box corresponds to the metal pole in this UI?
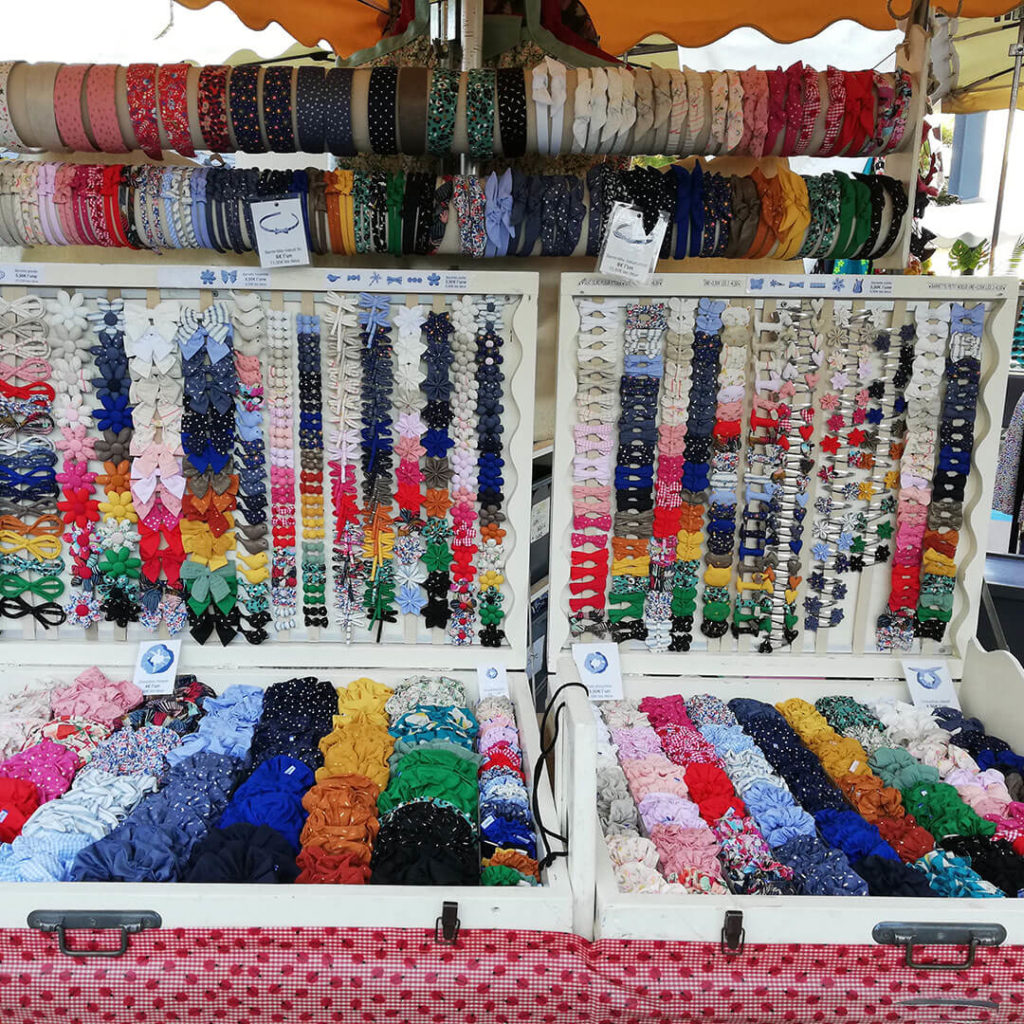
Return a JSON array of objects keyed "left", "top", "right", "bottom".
[
  {"left": 988, "top": 16, "right": 1024, "bottom": 274},
  {"left": 459, "top": 0, "right": 483, "bottom": 176}
]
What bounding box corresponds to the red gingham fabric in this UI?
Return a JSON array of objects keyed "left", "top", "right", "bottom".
[{"left": 0, "top": 928, "right": 1022, "bottom": 1024}]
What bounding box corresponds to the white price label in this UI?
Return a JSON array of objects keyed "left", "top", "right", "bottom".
[
  {"left": 572, "top": 642, "right": 623, "bottom": 701},
  {"left": 250, "top": 197, "right": 310, "bottom": 268},
  {"left": 597, "top": 203, "right": 666, "bottom": 285},
  {"left": 133, "top": 639, "right": 182, "bottom": 697},
  {"left": 477, "top": 663, "right": 509, "bottom": 698},
  {"left": 903, "top": 658, "right": 960, "bottom": 712}
]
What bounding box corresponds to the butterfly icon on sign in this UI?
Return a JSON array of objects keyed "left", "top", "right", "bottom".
[
  {"left": 200, "top": 270, "right": 216, "bottom": 286},
  {"left": 221, "top": 270, "right": 237, "bottom": 284},
  {"left": 749, "top": 278, "right": 764, "bottom": 290}
]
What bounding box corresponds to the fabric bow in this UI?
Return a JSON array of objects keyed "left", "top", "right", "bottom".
[
  {"left": 139, "top": 530, "right": 186, "bottom": 586},
  {"left": 180, "top": 560, "right": 236, "bottom": 614},
  {"left": 180, "top": 522, "right": 235, "bottom": 569},
  {"left": 484, "top": 170, "right": 515, "bottom": 258},
  {"left": 176, "top": 305, "right": 232, "bottom": 363},
  {"left": 127, "top": 327, "right": 177, "bottom": 378}
]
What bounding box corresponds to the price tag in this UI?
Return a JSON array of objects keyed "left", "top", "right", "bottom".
[
  {"left": 250, "top": 197, "right": 310, "bottom": 268},
  {"left": 903, "top": 657, "right": 960, "bottom": 712},
  {"left": 477, "top": 663, "right": 509, "bottom": 698},
  {"left": 572, "top": 642, "right": 623, "bottom": 701},
  {"left": 597, "top": 202, "right": 667, "bottom": 285},
  {"left": 133, "top": 639, "right": 182, "bottom": 696}
]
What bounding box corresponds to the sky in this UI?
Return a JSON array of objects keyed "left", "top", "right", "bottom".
[{"left": 2, "top": 0, "right": 301, "bottom": 64}]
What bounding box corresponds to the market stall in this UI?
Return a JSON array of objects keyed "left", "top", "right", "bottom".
[{"left": 0, "top": 0, "right": 1019, "bottom": 1021}]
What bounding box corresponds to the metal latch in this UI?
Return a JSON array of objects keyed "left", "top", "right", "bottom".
[
  {"left": 28, "top": 910, "right": 162, "bottom": 959},
  {"left": 720, "top": 910, "right": 745, "bottom": 955},
  {"left": 435, "top": 901, "right": 461, "bottom": 945},
  {"left": 873, "top": 921, "right": 1006, "bottom": 971}
]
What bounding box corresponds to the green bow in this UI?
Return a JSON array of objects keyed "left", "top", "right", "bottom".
[{"left": 180, "top": 561, "right": 237, "bottom": 614}]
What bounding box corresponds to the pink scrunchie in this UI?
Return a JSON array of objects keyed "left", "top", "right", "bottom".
[
  {"left": 650, "top": 823, "right": 722, "bottom": 876},
  {"left": 638, "top": 695, "right": 694, "bottom": 732},
  {"left": 50, "top": 668, "right": 143, "bottom": 728},
  {"left": 945, "top": 767, "right": 1011, "bottom": 818},
  {"left": 478, "top": 726, "right": 520, "bottom": 753},
  {"left": 638, "top": 792, "right": 703, "bottom": 831},
  {"left": 622, "top": 756, "right": 689, "bottom": 801},
  {"left": 611, "top": 727, "right": 664, "bottom": 760},
  {"left": 0, "top": 738, "right": 80, "bottom": 802}
]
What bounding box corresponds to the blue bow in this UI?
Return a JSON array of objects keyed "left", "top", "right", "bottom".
[
  {"left": 485, "top": 169, "right": 515, "bottom": 258},
  {"left": 176, "top": 306, "right": 233, "bottom": 363}
]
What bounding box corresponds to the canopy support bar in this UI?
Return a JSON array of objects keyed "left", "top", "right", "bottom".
[{"left": 988, "top": 18, "right": 1024, "bottom": 274}]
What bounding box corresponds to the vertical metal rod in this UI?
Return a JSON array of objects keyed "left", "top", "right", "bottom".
[
  {"left": 459, "top": 0, "right": 483, "bottom": 176},
  {"left": 988, "top": 17, "right": 1024, "bottom": 274}
]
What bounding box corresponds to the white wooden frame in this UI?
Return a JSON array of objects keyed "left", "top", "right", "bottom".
[
  {"left": 0, "top": 263, "right": 538, "bottom": 673},
  {"left": 0, "top": 663, "right": 585, "bottom": 933},
  {"left": 0, "top": 264, "right": 597, "bottom": 935},
  {"left": 561, "top": 640, "right": 1024, "bottom": 942},
  {"left": 548, "top": 272, "right": 1017, "bottom": 681},
  {"left": 548, "top": 270, "right": 1024, "bottom": 942}
]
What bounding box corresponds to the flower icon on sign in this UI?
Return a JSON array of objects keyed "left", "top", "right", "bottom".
[
  {"left": 584, "top": 652, "right": 608, "bottom": 674},
  {"left": 141, "top": 642, "right": 174, "bottom": 674},
  {"left": 427, "top": 273, "right": 441, "bottom": 286},
  {"left": 200, "top": 270, "right": 216, "bottom": 286}
]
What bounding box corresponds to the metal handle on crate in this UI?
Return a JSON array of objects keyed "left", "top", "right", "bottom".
[
  {"left": 872, "top": 921, "right": 1006, "bottom": 971},
  {"left": 28, "top": 910, "right": 162, "bottom": 958}
]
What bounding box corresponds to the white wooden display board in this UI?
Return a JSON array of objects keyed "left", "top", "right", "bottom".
[
  {"left": 545, "top": 272, "right": 1024, "bottom": 943},
  {"left": 0, "top": 263, "right": 537, "bottom": 673},
  {"left": 0, "top": 264, "right": 593, "bottom": 937}
]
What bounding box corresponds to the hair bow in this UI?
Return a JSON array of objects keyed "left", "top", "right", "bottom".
[
  {"left": 183, "top": 489, "right": 237, "bottom": 537},
  {"left": 180, "top": 560, "right": 236, "bottom": 614},
  {"left": 180, "top": 523, "right": 236, "bottom": 570},
  {"left": 484, "top": 170, "right": 515, "bottom": 258},
  {"left": 139, "top": 529, "right": 186, "bottom": 585},
  {"left": 176, "top": 305, "right": 232, "bottom": 363}
]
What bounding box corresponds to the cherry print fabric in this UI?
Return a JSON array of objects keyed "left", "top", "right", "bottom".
[{"left": 0, "top": 928, "right": 1020, "bottom": 1023}]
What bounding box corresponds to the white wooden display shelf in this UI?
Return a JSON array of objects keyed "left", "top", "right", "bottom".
[
  {"left": 545, "top": 272, "right": 1024, "bottom": 945},
  {"left": 0, "top": 262, "right": 600, "bottom": 937},
  {"left": 559, "top": 641, "right": 1024, "bottom": 944},
  {"left": 0, "top": 661, "right": 590, "bottom": 935},
  {"left": 0, "top": 263, "right": 538, "bottom": 668}
]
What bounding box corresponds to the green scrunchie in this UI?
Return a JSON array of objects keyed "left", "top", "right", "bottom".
[
  {"left": 901, "top": 781, "right": 998, "bottom": 840},
  {"left": 482, "top": 865, "right": 533, "bottom": 886},
  {"left": 377, "top": 758, "right": 479, "bottom": 818},
  {"left": 869, "top": 746, "right": 939, "bottom": 790}
]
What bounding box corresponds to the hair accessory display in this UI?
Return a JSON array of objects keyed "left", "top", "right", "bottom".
[
  {"left": 176, "top": 304, "right": 239, "bottom": 645},
  {"left": 559, "top": 284, "right": 1001, "bottom": 662},
  {"left": 127, "top": 299, "right": 186, "bottom": 634},
  {"left": 0, "top": 161, "right": 908, "bottom": 262},
  {"left": 876, "top": 304, "right": 948, "bottom": 650},
  {"left": 325, "top": 293, "right": 365, "bottom": 639}
]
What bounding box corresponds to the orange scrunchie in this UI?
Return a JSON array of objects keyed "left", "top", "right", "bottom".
[
  {"left": 484, "top": 849, "right": 540, "bottom": 880},
  {"left": 300, "top": 775, "right": 381, "bottom": 860},
  {"left": 839, "top": 772, "right": 906, "bottom": 823}
]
